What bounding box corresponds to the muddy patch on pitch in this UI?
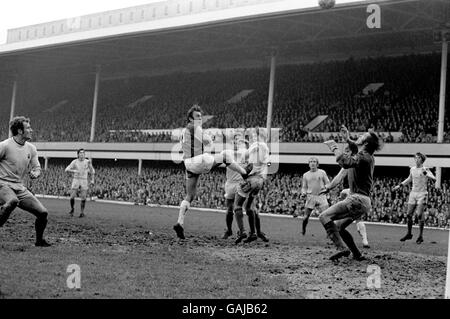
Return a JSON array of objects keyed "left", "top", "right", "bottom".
[{"left": 196, "top": 245, "right": 447, "bottom": 298}]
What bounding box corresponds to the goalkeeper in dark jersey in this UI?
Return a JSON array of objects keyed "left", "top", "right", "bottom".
[{"left": 321, "top": 126, "right": 382, "bottom": 261}]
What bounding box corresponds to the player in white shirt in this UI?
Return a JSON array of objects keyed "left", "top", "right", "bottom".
[
  {"left": 300, "top": 157, "right": 330, "bottom": 235},
  {"left": 393, "top": 152, "right": 436, "bottom": 244},
  {"left": 234, "top": 127, "right": 270, "bottom": 244},
  {"left": 173, "top": 105, "right": 249, "bottom": 239},
  {"left": 65, "top": 149, "right": 95, "bottom": 218},
  {"left": 222, "top": 132, "right": 247, "bottom": 239},
  {"left": 0, "top": 116, "right": 51, "bottom": 247}
]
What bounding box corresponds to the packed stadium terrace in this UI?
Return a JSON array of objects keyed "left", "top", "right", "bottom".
[
  {"left": 1, "top": 53, "right": 449, "bottom": 143},
  {"left": 29, "top": 160, "right": 450, "bottom": 229}
]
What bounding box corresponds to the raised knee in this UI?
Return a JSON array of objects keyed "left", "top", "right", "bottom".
[
  {"left": 5, "top": 198, "right": 19, "bottom": 209},
  {"left": 37, "top": 211, "right": 48, "bottom": 220},
  {"left": 318, "top": 213, "right": 327, "bottom": 224}
]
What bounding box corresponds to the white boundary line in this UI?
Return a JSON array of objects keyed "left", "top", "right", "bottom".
[{"left": 36, "top": 194, "right": 450, "bottom": 231}]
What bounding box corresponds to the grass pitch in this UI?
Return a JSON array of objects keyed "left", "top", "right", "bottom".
[{"left": 0, "top": 198, "right": 448, "bottom": 299}]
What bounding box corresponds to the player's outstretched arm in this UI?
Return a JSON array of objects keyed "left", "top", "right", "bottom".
[
  {"left": 341, "top": 125, "right": 360, "bottom": 144},
  {"left": 301, "top": 174, "right": 307, "bottom": 197},
  {"left": 325, "top": 125, "right": 360, "bottom": 169},
  {"left": 424, "top": 167, "right": 436, "bottom": 181},
  {"left": 88, "top": 160, "right": 95, "bottom": 184},
  {"left": 393, "top": 172, "right": 412, "bottom": 191},
  {"left": 322, "top": 170, "right": 331, "bottom": 186},
  {"left": 336, "top": 151, "right": 361, "bottom": 169}
]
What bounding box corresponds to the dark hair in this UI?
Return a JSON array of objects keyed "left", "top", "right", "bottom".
[
  {"left": 347, "top": 142, "right": 358, "bottom": 155},
  {"left": 186, "top": 104, "right": 202, "bottom": 122},
  {"left": 365, "top": 132, "right": 383, "bottom": 154},
  {"left": 415, "top": 152, "right": 427, "bottom": 163},
  {"left": 77, "top": 148, "right": 85, "bottom": 156},
  {"left": 9, "top": 116, "right": 30, "bottom": 136}
]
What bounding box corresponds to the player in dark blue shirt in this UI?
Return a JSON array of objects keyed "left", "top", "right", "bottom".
[{"left": 321, "top": 126, "right": 382, "bottom": 261}]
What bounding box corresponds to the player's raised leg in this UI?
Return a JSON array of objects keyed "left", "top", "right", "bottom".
[{"left": 214, "top": 150, "right": 247, "bottom": 176}]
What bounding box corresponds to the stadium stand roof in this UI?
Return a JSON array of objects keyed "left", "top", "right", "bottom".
[{"left": 0, "top": 0, "right": 449, "bottom": 81}]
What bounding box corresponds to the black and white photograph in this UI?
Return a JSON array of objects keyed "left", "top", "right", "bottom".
[{"left": 0, "top": 0, "right": 449, "bottom": 305}]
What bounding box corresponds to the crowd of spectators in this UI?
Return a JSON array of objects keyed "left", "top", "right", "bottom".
[
  {"left": 104, "top": 131, "right": 173, "bottom": 143},
  {"left": 28, "top": 160, "right": 450, "bottom": 229},
  {"left": 1, "top": 53, "right": 449, "bottom": 143}
]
